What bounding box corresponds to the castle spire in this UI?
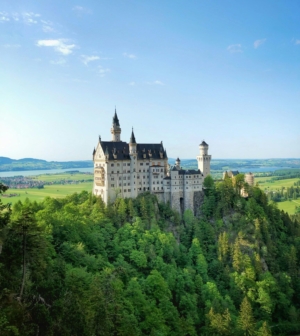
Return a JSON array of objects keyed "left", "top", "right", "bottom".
[
  {"left": 111, "top": 108, "right": 121, "bottom": 142},
  {"left": 112, "top": 108, "right": 120, "bottom": 127},
  {"left": 129, "top": 127, "right": 136, "bottom": 144}
]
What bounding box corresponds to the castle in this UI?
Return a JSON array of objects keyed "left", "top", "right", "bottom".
[{"left": 92, "top": 110, "right": 211, "bottom": 214}]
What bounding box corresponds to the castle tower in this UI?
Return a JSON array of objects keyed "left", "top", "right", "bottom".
[
  {"left": 197, "top": 141, "right": 211, "bottom": 178},
  {"left": 111, "top": 109, "right": 121, "bottom": 142},
  {"left": 129, "top": 128, "right": 137, "bottom": 154},
  {"left": 175, "top": 157, "right": 181, "bottom": 170}
]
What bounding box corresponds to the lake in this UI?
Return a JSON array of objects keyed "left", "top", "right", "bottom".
[{"left": 0, "top": 166, "right": 291, "bottom": 178}]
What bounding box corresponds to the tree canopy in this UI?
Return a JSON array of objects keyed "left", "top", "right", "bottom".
[{"left": 0, "top": 180, "right": 300, "bottom": 335}]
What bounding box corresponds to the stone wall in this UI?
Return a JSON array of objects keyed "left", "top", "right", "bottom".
[{"left": 193, "top": 190, "right": 205, "bottom": 216}]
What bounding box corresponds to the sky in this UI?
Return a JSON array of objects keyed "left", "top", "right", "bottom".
[{"left": 0, "top": 0, "right": 300, "bottom": 161}]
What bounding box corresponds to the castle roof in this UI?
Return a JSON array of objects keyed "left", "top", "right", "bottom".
[
  {"left": 200, "top": 140, "right": 208, "bottom": 146},
  {"left": 129, "top": 128, "right": 136, "bottom": 144},
  {"left": 99, "top": 141, "right": 166, "bottom": 160},
  {"left": 112, "top": 109, "right": 120, "bottom": 127},
  {"left": 171, "top": 166, "right": 202, "bottom": 175},
  {"left": 231, "top": 170, "right": 240, "bottom": 176}
]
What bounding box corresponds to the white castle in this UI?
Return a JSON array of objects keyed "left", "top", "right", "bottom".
[{"left": 92, "top": 110, "right": 211, "bottom": 214}]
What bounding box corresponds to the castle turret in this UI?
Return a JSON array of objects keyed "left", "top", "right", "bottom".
[
  {"left": 111, "top": 109, "right": 121, "bottom": 142},
  {"left": 197, "top": 140, "right": 211, "bottom": 178},
  {"left": 175, "top": 157, "right": 181, "bottom": 170},
  {"left": 129, "top": 128, "right": 137, "bottom": 155}
]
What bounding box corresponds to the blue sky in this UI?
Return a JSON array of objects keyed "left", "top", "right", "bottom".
[{"left": 1, "top": 0, "right": 299, "bottom": 160}]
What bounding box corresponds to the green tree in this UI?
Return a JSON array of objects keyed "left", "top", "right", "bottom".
[{"left": 237, "top": 297, "right": 255, "bottom": 336}]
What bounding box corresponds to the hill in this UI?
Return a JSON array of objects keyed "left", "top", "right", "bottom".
[
  {"left": 0, "top": 156, "right": 93, "bottom": 172},
  {"left": 0, "top": 178, "right": 299, "bottom": 335}
]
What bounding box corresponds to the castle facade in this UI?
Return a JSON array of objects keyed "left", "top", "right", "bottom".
[{"left": 92, "top": 110, "right": 211, "bottom": 214}]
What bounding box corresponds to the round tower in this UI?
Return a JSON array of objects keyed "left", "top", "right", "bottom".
[
  {"left": 245, "top": 172, "right": 254, "bottom": 186},
  {"left": 111, "top": 109, "right": 121, "bottom": 142},
  {"left": 199, "top": 141, "right": 208, "bottom": 155},
  {"left": 197, "top": 140, "right": 211, "bottom": 178},
  {"left": 175, "top": 157, "right": 181, "bottom": 169}
]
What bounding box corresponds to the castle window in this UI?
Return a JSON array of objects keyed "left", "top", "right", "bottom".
[
  {"left": 111, "top": 178, "right": 114, "bottom": 181},
  {"left": 124, "top": 189, "right": 127, "bottom": 192},
  {"left": 146, "top": 163, "right": 149, "bottom": 165},
  {"left": 111, "top": 164, "right": 114, "bottom": 167},
  {"left": 127, "top": 170, "right": 130, "bottom": 173},
  {"left": 140, "top": 163, "right": 143, "bottom": 166},
  {"left": 111, "top": 184, "right": 114, "bottom": 187},
  {"left": 111, "top": 171, "right": 114, "bottom": 174},
  {"left": 161, "top": 169, "right": 163, "bottom": 172},
  {"left": 128, "top": 189, "right": 131, "bottom": 192},
  {"left": 117, "top": 171, "right": 119, "bottom": 174},
  {"left": 117, "top": 163, "right": 120, "bottom": 166},
  {"left": 186, "top": 187, "right": 188, "bottom": 189},
  {"left": 127, "top": 163, "right": 130, "bottom": 166},
  {"left": 153, "top": 187, "right": 155, "bottom": 190}
]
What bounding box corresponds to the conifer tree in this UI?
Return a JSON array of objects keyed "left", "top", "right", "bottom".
[
  {"left": 238, "top": 297, "right": 256, "bottom": 336},
  {"left": 257, "top": 321, "right": 272, "bottom": 336}
]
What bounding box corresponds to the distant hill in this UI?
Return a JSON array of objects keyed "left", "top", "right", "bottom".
[
  {"left": 1, "top": 156, "right": 300, "bottom": 173},
  {"left": 0, "top": 157, "right": 93, "bottom": 172}
]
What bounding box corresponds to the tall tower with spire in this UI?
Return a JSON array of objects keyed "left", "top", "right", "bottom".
[
  {"left": 129, "top": 128, "right": 137, "bottom": 155},
  {"left": 111, "top": 109, "right": 121, "bottom": 142},
  {"left": 197, "top": 141, "right": 211, "bottom": 178}
]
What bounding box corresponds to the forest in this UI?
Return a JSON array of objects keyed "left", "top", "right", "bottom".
[{"left": 0, "top": 175, "right": 300, "bottom": 335}]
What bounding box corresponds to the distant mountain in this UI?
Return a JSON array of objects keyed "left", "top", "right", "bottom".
[{"left": 0, "top": 157, "right": 93, "bottom": 172}]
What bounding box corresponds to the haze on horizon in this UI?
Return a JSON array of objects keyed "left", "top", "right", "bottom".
[{"left": 1, "top": 0, "right": 300, "bottom": 161}]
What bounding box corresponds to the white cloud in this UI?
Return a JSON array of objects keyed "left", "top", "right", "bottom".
[
  {"left": 72, "top": 6, "right": 91, "bottom": 14},
  {"left": 295, "top": 40, "right": 300, "bottom": 45},
  {"left": 123, "top": 52, "right": 137, "bottom": 59},
  {"left": 22, "top": 12, "right": 40, "bottom": 25},
  {"left": 3, "top": 44, "right": 21, "bottom": 48},
  {"left": 43, "top": 25, "right": 55, "bottom": 33},
  {"left": 147, "top": 80, "right": 164, "bottom": 85},
  {"left": 227, "top": 44, "right": 243, "bottom": 53},
  {"left": 50, "top": 58, "right": 66, "bottom": 65},
  {"left": 0, "top": 12, "right": 10, "bottom": 22},
  {"left": 129, "top": 81, "right": 136, "bottom": 86},
  {"left": 37, "top": 39, "right": 76, "bottom": 55},
  {"left": 254, "top": 38, "right": 266, "bottom": 49},
  {"left": 0, "top": 11, "right": 41, "bottom": 24},
  {"left": 98, "top": 66, "right": 110, "bottom": 77},
  {"left": 81, "top": 55, "right": 100, "bottom": 65}
]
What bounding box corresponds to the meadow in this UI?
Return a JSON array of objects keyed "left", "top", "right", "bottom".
[
  {"left": 255, "top": 176, "right": 298, "bottom": 191},
  {"left": 1, "top": 172, "right": 93, "bottom": 205},
  {"left": 1, "top": 182, "right": 93, "bottom": 205}
]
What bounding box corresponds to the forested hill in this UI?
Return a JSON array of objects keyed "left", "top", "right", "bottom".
[
  {"left": 0, "top": 157, "right": 93, "bottom": 171},
  {"left": 0, "top": 177, "right": 300, "bottom": 335}
]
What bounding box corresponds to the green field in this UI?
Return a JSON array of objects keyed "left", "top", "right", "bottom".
[
  {"left": 1, "top": 182, "right": 93, "bottom": 205},
  {"left": 276, "top": 199, "right": 300, "bottom": 214},
  {"left": 32, "top": 172, "right": 93, "bottom": 182},
  {"left": 255, "top": 176, "right": 299, "bottom": 191},
  {"left": 255, "top": 176, "right": 300, "bottom": 215}
]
